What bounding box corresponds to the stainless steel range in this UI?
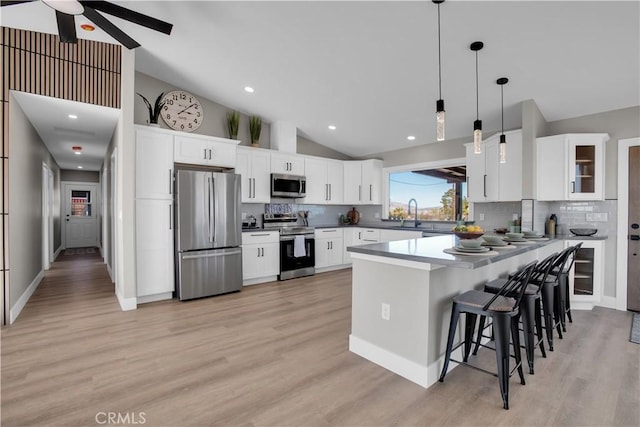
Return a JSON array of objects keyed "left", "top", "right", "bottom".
[{"left": 263, "top": 213, "right": 315, "bottom": 280}]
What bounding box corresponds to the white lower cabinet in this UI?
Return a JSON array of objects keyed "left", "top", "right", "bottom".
[
  {"left": 566, "top": 239, "right": 604, "bottom": 310},
  {"left": 242, "top": 231, "right": 280, "bottom": 283},
  {"left": 136, "top": 199, "right": 174, "bottom": 301},
  {"left": 314, "top": 229, "right": 344, "bottom": 269}
]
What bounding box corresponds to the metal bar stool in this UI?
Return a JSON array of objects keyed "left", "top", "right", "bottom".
[
  {"left": 438, "top": 260, "right": 538, "bottom": 410},
  {"left": 473, "top": 252, "right": 558, "bottom": 374},
  {"left": 548, "top": 242, "right": 583, "bottom": 331}
]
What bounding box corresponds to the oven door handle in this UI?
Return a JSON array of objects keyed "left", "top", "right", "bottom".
[{"left": 280, "top": 235, "right": 314, "bottom": 241}]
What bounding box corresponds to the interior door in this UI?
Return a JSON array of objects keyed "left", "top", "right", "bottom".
[
  {"left": 628, "top": 146, "right": 640, "bottom": 312},
  {"left": 64, "top": 183, "right": 99, "bottom": 248}
]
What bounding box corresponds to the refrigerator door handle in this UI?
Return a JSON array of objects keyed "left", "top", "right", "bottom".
[
  {"left": 182, "top": 249, "right": 242, "bottom": 260},
  {"left": 209, "top": 176, "right": 216, "bottom": 243}
]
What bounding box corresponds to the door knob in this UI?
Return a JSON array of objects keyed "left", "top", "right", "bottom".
[{"left": 631, "top": 223, "right": 639, "bottom": 229}]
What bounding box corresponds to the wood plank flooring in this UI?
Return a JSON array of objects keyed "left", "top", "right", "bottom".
[{"left": 2, "top": 252, "right": 639, "bottom": 426}]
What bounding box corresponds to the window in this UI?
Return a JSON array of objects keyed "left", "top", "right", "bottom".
[
  {"left": 71, "top": 190, "right": 92, "bottom": 217},
  {"left": 387, "top": 166, "right": 468, "bottom": 222}
]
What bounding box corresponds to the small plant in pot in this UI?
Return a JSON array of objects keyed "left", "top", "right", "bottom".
[
  {"left": 249, "top": 115, "right": 262, "bottom": 147},
  {"left": 136, "top": 92, "right": 165, "bottom": 126},
  {"left": 226, "top": 110, "right": 240, "bottom": 139}
]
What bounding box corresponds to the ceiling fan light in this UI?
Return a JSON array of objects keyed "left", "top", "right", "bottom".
[{"left": 42, "top": 0, "right": 84, "bottom": 16}]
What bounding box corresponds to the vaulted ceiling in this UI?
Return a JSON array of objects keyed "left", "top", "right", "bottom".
[{"left": 2, "top": 1, "right": 639, "bottom": 159}]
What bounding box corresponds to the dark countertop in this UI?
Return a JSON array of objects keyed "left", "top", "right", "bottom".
[
  {"left": 347, "top": 234, "right": 565, "bottom": 269},
  {"left": 558, "top": 234, "right": 608, "bottom": 240},
  {"left": 314, "top": 224, "right": 453, "bottom": 234}
]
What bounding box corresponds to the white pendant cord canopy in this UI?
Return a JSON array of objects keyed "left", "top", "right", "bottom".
[
  {"left": 470, "top": 41, "right": 484, "bottom": 154},
  {"left": 498, "top": 77, "right": 509, "bottom": 163},
  {"left": 434, "top": 0, "right": 445, "bottom": 141}
]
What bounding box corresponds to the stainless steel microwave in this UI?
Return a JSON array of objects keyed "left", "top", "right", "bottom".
[{"left": 271, "top": 173, "right": 306, "bottom": 198}]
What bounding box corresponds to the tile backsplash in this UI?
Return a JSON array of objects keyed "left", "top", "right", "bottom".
[{"left": 534, "top": 200, "right": 617, "bottom": 236}]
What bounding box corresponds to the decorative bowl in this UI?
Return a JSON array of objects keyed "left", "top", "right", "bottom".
[
  {"left": 459, "top": 239, "right": 483, "bottom": 248},
  {"left": 523, "top": 230, "right": 540, "bottom": 237},
  {"left": 483, "top": 235, "right": 504, "bottom": 244},
  {"left": 453, "top": 231, "right": 485, "bottom": 240},
  {"left": 570, "top": 228, "right": 597, "bottom": 236},
  {"left": 506, "top": 232, "right": 524, "bottom": 240}
]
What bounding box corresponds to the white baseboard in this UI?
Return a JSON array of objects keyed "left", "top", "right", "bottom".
[
  {"left": 243, "top": 276, "right": 278, "bottom": 286},
  {"left": 53, "top": 246, "right": 62, "bottom": 261},
  {"left": 137, "top": 292, "right": 173, "bottom": 304},
  {"left": 598, "top": 296, "right": 617, "bottom": 310},
  {"left": 10, "top": 270, "right": 44, "bottom": 324},
  {"left": 116, "top": 291, "right": 137, "bottom": 311},
  {"left": 570, "top": 301, "right": 595, "bottom": 311},
  {"left": 315, "top": 264, "right": 350, "bottom": 274},
  {"left": 107, "top": 264, "right": 114, "bottom": 283}
]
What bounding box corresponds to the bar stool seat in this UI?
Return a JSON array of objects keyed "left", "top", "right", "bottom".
[{"left": 438, "top": 260, "right": 538, "bottom": 410}]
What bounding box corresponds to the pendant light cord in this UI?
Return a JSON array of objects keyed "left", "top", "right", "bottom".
[
  {"left": 501, "top": 84, "right": 504, "bottom": 133},
  {"left": 437, "top": 3, "right": 442, "bottom": 99},
  {"left": 475, "top": 51, "right": 479, "bottom": 121}
]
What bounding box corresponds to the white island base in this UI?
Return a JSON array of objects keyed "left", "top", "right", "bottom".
[{"left": 348, "top": 236, "right": 562, "bottom": 389}]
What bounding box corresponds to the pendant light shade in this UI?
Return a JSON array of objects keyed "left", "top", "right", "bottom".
[
  {"left": 434, "top": 0, "right": 445, "bottom": 141},
  {"left": 497, "top": 77, "right": 509, "bottom": 163},
  {"left": 470, "top": 41, "right": 484, "bottom": 154}
]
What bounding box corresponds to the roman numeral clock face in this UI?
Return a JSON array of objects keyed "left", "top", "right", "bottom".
[{"left": 160, "top": 90, "right": 203, "bottom": 132}]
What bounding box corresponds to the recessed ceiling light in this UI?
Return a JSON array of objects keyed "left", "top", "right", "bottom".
[
  {"left": 80, "top": 24, "right": 95, "bottom": 32},
  {"left": 328, "top": 125, "right": 337, "bottom": 130},
  {"left": 407, "top": 135, "right": 416, "bottom": 141},
  {"left": 244, "top": 86, "right": 254, "bottom": 93},
  {"left": 77, "top": 165, "right": 83, "bottom": 169},
  {"left": 68, "top": 114, "right": 78, "bottom": 119}
]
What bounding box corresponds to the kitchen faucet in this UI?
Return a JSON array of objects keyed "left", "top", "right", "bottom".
[{"left": 407, "top": 198, "right": 421, "bottom": 228}]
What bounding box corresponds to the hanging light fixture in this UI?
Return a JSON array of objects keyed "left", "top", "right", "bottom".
[
  {"left": 433, "top": 0, "right": 445, "bottom": 141},
  {"left": 470, "top": 41, "right": 484, "bottom": 154},
  {"left": 497, "top": 77, "right": 509, "bottom": 163}
]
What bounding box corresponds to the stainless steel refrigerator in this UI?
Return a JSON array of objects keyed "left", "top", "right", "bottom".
[{"left": 174, "top": 167, "right": 242, "bottom": 300}]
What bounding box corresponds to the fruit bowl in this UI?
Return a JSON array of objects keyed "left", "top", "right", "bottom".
[{"left": 453, "top": 231, "right": 485, "bottom": 240}]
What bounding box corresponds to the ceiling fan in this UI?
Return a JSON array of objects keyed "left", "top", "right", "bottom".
[{"left": 1, "top": 0, "right": 173, "bottom": 49}]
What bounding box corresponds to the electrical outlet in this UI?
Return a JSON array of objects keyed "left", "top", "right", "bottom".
[
  {"left": 381, "top": 303, "right": 390, "bottom": 320},
  {"left": 374, "top": 212, "right": 380, "bottom": 219},
  {"left": 479, "top": 213, "right": 485, "bottom": 221}
]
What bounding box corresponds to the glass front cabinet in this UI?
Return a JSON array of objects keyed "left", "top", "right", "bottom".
[
  {"left": 566, "top": 239, "right": 604, "bottom": 310},
  {"left": 536, "top": 133, "right": 608, "bottom": 201}
]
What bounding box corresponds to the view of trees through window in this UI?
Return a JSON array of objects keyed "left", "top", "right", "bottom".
[{"left": 388, "top": 167, "right": 468, "bottom": 222}]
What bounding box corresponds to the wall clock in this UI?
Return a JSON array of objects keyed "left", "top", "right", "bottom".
[{"left": 160, "top": 90, "right": 203, "bottom": 132}]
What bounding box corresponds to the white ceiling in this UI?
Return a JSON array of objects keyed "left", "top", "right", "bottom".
[
  {"left": 2, "top": 1, "right": 639, "bottom": 159},
  {"left": 11, "top": 92, "right": 120, "bottom": 171}
]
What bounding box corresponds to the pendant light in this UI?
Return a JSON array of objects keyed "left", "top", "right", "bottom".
[
  {"left": 470, "top": 41, "right": 484, "bottom": 154},
  {"left": 433, "top": 0, "right": 445, "bottom": 141},
  {"left": 497, "top": 77, "right": 509, "bottom": 163}
]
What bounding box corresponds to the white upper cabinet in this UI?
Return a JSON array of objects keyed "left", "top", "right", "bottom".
[
  {"left": 302, "top": 157, "right": 344, "bottom": 204},
  {"left": 536, "top": 133, "right": 608, "bottom": 201},
  {"left": 270, "top": 152, "right": 305, "bottom": 175},
  {"left": 236, "top": 147, "right": 271, "bottom": 203},
  {"left": 466, "top": 129, "right": 522, "bottom": 202},
  {"left": 135, "top": 127, "right": 174, "bottom": 200},
  {"left": 174, "top": 134, "right": 238, "bottom": 168},
  {"left": 344, "top": 159, "right": 383, "bottom": 205}
]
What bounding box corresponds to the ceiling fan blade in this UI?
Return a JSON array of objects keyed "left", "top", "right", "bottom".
[
  {"left": 1, "top": 0, "right": 37, "bottom": 7},
  {"left": 80, "top": 1, "right": 172, "bottom": 35},
  {"left": 82, "top": 6, "right": 140, "bottom": 49},
  {"left": 56, "top": 10, "right": 77, "bottom": 43}
]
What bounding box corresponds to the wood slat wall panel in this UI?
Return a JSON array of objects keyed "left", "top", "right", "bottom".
[{"left": 0, "top": 26, "right": 122, "bottom": 324}]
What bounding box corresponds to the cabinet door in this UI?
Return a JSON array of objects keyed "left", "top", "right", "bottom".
[
  {"left": 536, "top": 135, "right": 567, "bottom": 201},
  {"left": 326, "top": 160, "right": 344, "bottom": 204},
  {"left": 175, "top": 136, "right": 237, "bottom": 167},
  {"left": 567, "top": 240, "right": 603, "bottom": 308},
  {"left": 314, "top": 238, "right": 331, "bottom": 268},
  {"left": 328, "top": 238, "right": 344, "bottom": 266},
  {"left": 271, "top": 152, "right": 304, "bottom": 175},
  {"left": 261, "top": 242, "right": 280, "bottom": 276},
  {"left": 484, "top": 140, "right": 499, "bottom": 202},
  {"left": 465, "top": 143, "right": 486, "bottom": 202},
  {"left": 361, "top": 160, "right": 382, "bottom": 204},
  {"left": 498, "top": 131, "right": 523, "bottom": 201},
  {"left": 343, "top": 228, "right": 359, "bottom": 264},
  {"left": 343, "top": 162, "right": 362, "bottom": 204},
  {"left": 135, "top": 129, "right": 174, "bottom": 200},
  {"left": 250, "top": 150, "right": 271, "bottom": 203},
  {"left": 568, "top": 135, "right": 605, "bottom": 200},
  {"left": 236, "top": 148, "right": 252, "bottom": 203},
  {"left": 303, "top": 157, "right": 328, "bottom": 204},
  {"left": 136, "top": 199, "right": 174, "bottom": 296}
]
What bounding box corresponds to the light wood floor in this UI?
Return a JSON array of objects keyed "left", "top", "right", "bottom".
[{"left": 2, "top": 252, "right": 639, "bottom": 427}]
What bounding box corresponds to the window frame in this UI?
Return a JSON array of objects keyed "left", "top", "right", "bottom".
[{"left": 382, "top": 157, "right": 468, "bottom": 221}]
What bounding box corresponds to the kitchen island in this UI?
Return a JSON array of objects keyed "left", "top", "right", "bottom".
[{"left": 347, "top": 235, "right": 563, "bottom": 389}]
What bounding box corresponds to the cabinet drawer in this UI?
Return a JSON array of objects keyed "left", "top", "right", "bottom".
[
  {"left": 361, "top": 228, "right": 380, "bottom": 241},
  {"left": 315, "top": 228, "right": 343, "bottom": 239},
  {"left": 242, "top": 231, "right": 279, "bottom": 245}
]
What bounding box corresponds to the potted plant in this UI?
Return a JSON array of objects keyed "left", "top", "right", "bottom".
[
  {"left": 226, "top": 110, "right": 240, "bottom": 139},
  {"left": 249, "top": 115, "right": 262, "bottom": 147},
  {"left": 136, "top": 92, "right": 165, "bottom": 126}
]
